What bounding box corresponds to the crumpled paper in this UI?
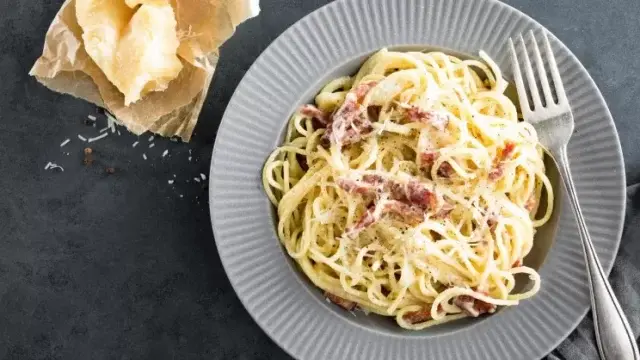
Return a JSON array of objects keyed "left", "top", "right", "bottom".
[{"left": 30, "top": 0, "right": 260, "bottom": 141}]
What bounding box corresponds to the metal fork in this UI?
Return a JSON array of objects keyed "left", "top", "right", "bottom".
[{"left": 509, "top": 32, "right": 639, "bottom": 360}]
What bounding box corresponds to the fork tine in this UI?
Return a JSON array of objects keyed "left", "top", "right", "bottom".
[
  {"left": 518, "top": 34, "right": 542, "bottom": 109},
  {"left": 509, "top": 38, "right": 531, "bottom": 114},
  {"left": 529, "top": 31, "right": 554, "bottom": 106},
  {"left": 542, "top": 32, "right": 568, "bottom": 105}
]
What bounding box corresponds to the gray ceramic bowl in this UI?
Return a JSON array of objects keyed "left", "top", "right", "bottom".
[{"left": 210, "top": 0, "right": 625, "bottom": 359}]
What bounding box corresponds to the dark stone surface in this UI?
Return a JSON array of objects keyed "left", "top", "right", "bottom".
[{"left": 0, "top": 0, "right": 638, "bottom": 359}]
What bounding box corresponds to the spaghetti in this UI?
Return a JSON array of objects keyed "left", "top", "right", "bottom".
[{"left": 263, "top": 49, "right": 553, "bottom": 329}]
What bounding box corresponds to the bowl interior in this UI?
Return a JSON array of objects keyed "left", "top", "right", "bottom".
[{"left": 269, "top": 45, "right": 562, "bottom": 336}]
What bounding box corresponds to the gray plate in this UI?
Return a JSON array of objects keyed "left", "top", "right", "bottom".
[{"left": 209, "top": 0, "right": 626, "bottom": 359}]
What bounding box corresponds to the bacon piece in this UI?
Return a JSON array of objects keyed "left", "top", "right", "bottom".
[
  {"left": 339, "top": 175, "right": 441, "bottom": 236},
  {"left": 419, "top": 151, "right": 437, "bottom": 172},
  {"left": 474, "top": 298, "right": 496, "bottom": 315},
  {"left": 502, "top": 141, "right": 516, "bottom": 159},
  {"left": 325, "top": 292, "right": 357, "bottom": 311},
  {"left": 300, "top": 104, "right": 330, "bottom": 128},
  {"left": 512, "top": 259, "right": 522, "bottom": 267},
  {"left": 370, "top": 175, "right": 437, "bottom": 211},
  {"left": 403, "top": 308, "right": 432, "bottom": 324},
  {"left": 525, "top": 195, "right": 537, "bottom": 212},
  {"left": 323, "top": 81, "right": 379, "bottom": 146},
  {"left": 489, "top": 141, "right": 517, "bottom": 181},
  {"left": 437, "top": 162, "right": 454, "bottom": 178},
  {"left": 383, "top": 200, "right": 425, "bottom": 225},
  {"left": 488, "top": 167, "right": 504, "bottom": 181},
  {"left": 454, "top": 295, "right": 496, "bottom": 317},
  {"left": 336, "top": 174, "right": 388, "bottom": 196},
  {"left": 403, "top": 304, "right": 444, "bottom": 324},
  {"left": 433, "top": 201, "right": 455, "bottom": 219},
  {"left": 404, "top": 181, "right": 437, "bottom": 210},
  {"left": 345, "top": 199, "right": 426, "bottom": 237},
  {"left": 353, "top": 81, "right": 378, "bottom": 99},
  {"left": 336, "top": 178, "right": 378, "bottom": 196},
  {"left": 405, "top": 106, "right": 449, "bottom": 131},
  {"left": 361, "top": 174, "right": 387, "bottom": 188},
  {"left": 356, "top": 175, "right": 437, "bottom": 211},
  {"left": 344, "top": 203, "right": 381, "bottom": 237}
]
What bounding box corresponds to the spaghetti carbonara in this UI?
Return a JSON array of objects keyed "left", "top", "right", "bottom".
[{"left": 263, "top": 49, "right": 553, "bottom": 329}]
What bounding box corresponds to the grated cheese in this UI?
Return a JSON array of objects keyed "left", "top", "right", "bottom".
[
  {"left": 107, "top": 113, "right": 117, "bottom": 133},
  {"left": 200, "top": 173, "right": 206, "bottom": 180},
  {"left": 194, "top": 177, "right": 201, "bottom": 183},
  {"left": 148, "top": 143, "right": 155, "bottom": 149},
  {"left": 99, "top": 127, "right": 109, "bottom": 133},
  {"left": 132, "top": 141, "right": 139, "bottom": 148},
  {"left": 77, "top": 135, "right": 87, "bottom": 142},
  {"left": 88, "top": 132, "right": 109, "bottom": 143},
  {"left": 88, "top": 115, "right": 97, "bottom": 121},
  {"left": 162, "top": 150, "right": 169, "bottom": 157},
  {"left": 168, "top": 180, "right": 174, "bottom": 184},
  {"left": 44, "top": 162, "right": 64, "bottom": 171},
  {"left": 60, "top": 139, "right": 70, "bottom": 147},
  {"left": 148, "top": 135, "right": 155, "bottom": 142},
  {"left": 142, "top": 153, "right": 147, "bottom": 160}
]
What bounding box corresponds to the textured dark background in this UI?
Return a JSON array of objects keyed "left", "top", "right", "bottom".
[{"left": 0, "top": 0, "right": 638, "bottom": 359}]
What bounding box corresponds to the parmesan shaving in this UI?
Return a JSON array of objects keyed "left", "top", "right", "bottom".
[
  {"left": 60, "top": 139, "right": 70, "bottom": 147},
  {"left": 132, "top": 141, "right": 139, "bottom": 148},
  {"left": 44, "top": 162, "right": 64, "bottom": 171},
  {"left": 77, "top": 135, "right": 87, "bottom": 142},
  {"left": 88, "top": 132, "right": 109, "bottom": 143},
  {"left": 162, "top": 150, "right": 169, "bottom": 157},
  {"left": 106, "top": 113, "right": 117, "bottom": 133},
  {"left": 142, "top": 153, "right": 147, "bottom": 160}
]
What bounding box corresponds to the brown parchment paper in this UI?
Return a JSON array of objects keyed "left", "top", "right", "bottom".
[{"left": 30, "top": 0, "right": 260, "bottom": 142}]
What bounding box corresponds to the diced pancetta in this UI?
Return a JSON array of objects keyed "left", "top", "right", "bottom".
[
  {"left": 300, "top": 104, "right": 330, "bottom": 128},
  {"left": 325, "top": 292, "right": 357, "bottom": 310},
  {"left": 453, "top": 294, "right": 496, "bottom": 317},
  {"left": 338, "top": 174, "right": 438, "bottom": 212},
  {"left": 489, "top": 141, "right": 516, "bottom": 181},
  {"left": 323, "top": 81, "right": 379, "bottom": 147},
  {"left": 405, "top": 106, "right": 449, "bottom": 131}
]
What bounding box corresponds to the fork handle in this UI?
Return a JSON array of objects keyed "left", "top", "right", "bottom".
[{"left": 554, "top": 146, "right": 639, "bottom": 360}]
